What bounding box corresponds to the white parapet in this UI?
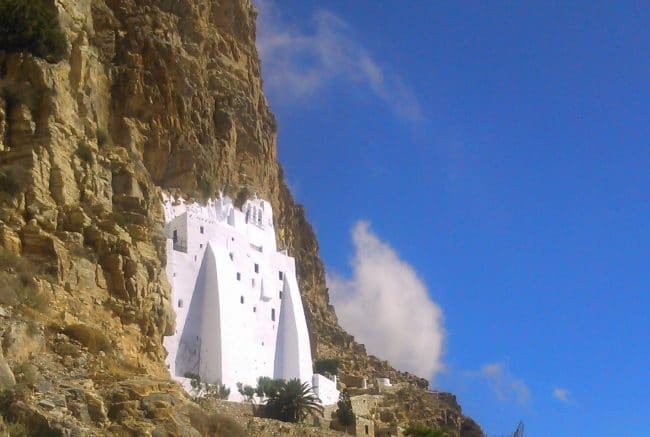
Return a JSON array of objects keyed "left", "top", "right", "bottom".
[
  {"left": 162, "top": 193, "right": 336, "bottom": 404},
  {"left": 312, "top": 374, "right": 340, "bottom": 406}
]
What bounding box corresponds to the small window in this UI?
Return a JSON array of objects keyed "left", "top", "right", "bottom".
[
  {"left": 252, "top": 278, "right": 256, "bottom": 287},
  {"left": 200, "top": 243, "right": 203, "bottom": 248},
  {"left": 178, "top": 299, "right": 184, "bottom": 308},
  {"left": 278, "top": 271, "right": 283, "bottom": 280},
  {"left": 271, "top": 308, "right": 275, "bottom": 321},
  {"left": 253, "top": 306, "right": 256, "bottom": 313},
  {"left": 254, "top": 263, "right": 259, "bottom": 273},
  {"left": 240, "top": 296, "right": 244, "bottom": 304},
  {"left": 172, "top": 230, "right": 178, "bottom": 243},
  {"left": 194, "top": 255, "right": 197, "bottom": 261},
  {"left": 279, "top": 291, "right": 283, "bottom": 299},
  {"left": 365, "top": 425, "right": 369, "bottom": 435},
  {"left": 200, "top": 226, "right": 204, "bottom": 234},
  {"left": 236, "top": 272, "right": 241, "bottom": 281},
  {"left": 229, "top": 252, "right": 234, "bottom": 261}
]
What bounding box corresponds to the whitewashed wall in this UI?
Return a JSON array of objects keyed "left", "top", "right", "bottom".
[{"left": 162, "top": 194, "right": 338, "bottom": 404}]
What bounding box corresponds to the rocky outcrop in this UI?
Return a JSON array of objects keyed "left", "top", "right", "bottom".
[{"left": 0, "top": 0, "right": 482, "bottom": 435}]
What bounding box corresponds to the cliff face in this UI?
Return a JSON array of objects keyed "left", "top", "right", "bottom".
[{"left": 0, "top": 1, "right": 481, "bottom": 435}]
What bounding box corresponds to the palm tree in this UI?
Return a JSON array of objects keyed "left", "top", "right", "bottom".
[{"left": 265, "top": 378, "right": 324, "bottom": 423}]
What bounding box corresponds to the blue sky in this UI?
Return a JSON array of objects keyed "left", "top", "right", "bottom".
[{"left": 254, "top": 1, "right": 650, "bottom": 435}]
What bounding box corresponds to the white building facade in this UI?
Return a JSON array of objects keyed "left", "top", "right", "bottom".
[{"left": 162, "top": 194, "right": 339, "bottom": 405}]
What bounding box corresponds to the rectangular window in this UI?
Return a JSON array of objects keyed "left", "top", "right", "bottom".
[
  {"left": 271, "top": 308, "right": 276, "bottom": 321},
  {"left": 252, "top": 278, "right": 256, "bottom": 288},
  {"left": 178, "top": 299, "right": 184, "bottom": 308},
  {"left": 200, "top": 226, "right": 204, "bottom": 234},
  {"left": 254, "top": 263, "right": 259, "bottom": 273},
  {"left": 236, "top": 272, "right": 241, "bottom": 281},
  {"left": 278, "top": 271, "right": 283, "bottom": 280},
  {"left": 279, "top": 291, "right": 283, "bottom": 299},
  {"left": 240, "top": 296, "right": 244, "bottom": 304},
  {"left": 253, "top": 306, "right": 256, "bottom": 313},
  {"left": 173, "top": 230, "right": 178, "bottom": 243}
]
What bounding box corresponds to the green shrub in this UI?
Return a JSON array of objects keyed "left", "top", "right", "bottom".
[
  {"left": 314, "top": 358, "right": 340, "bottom": 376},
  {"left": 54, "top": 341, "right": 81, "bottom": 357},
  {"left": 0, "top": 0, "right": 67, "bottom": 63},
  {"left": 254, "top": 376, "right": 283, "bottom": 400},
  {"left": 198, "top": 178, "right": 213, "bottom": 200},
  {"left": 335, "top": 389, "right": 355, "bottom": 428},
  {"left": 76, "top": 142, "right": 94, "bottom": 164},
  {"left": 113, "top": 211, "right": 127, "bottom": 228},
  {"left": 3, "top": 421, "right": 30, "bottom": 437},
  {"left": 15, "top": 362, "right": 38, "bottom": 388},
  {"left": 236, "top": 382, "right": 256, "bottom": 403},
  {"left": 404, "top": 423, "right": 448, "bottom": 437}
]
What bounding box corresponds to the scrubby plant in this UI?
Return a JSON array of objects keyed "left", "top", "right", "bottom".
[
  {"left": 2, "top": 421, "right": 29, "bottom": 437},
  {"left": 236, "top": 382, "right": 256, "bottom": 403},
  {"left": 264, "top": 378, "right": 323, "bottom": 423},
  {"left": 314, "top": 358, "right": 340, "bottom": 376},
  {"left": 76, "top": 141, "right": 94, "bottom": 164},
  {"left": 185, "top": 373, "right": 230, "bottom": 401},
  {"left": 404, "top": 423, "right": 448, "bottom": 437},
  {"left": 254, "top": 376, "right": 283, "bottom": 400},
  {"left": 96, "top": 128, "right": 110, "bottom": 147},
  {"left": 0, "top": 0, "right": 67, "bottom": 63},
  {"left": 15, "top": 362, "right": 38, "bottom": 388},
  {"left": 113, "top": 211, "right": 127, "bottom": 228},
  {"left": 204, "top": 381, "right": 230, "bottom": 400},
  {"left": 62, "top": 324, "right": 112, "bottom": 353},
  {"left": 0, "top": 249, "right": 51, "bottom": 311},
  {"left": 198, "top": 177, "right": 213, "bottom": 201}
]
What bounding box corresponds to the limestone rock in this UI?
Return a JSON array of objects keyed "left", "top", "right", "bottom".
[{"left": 0, "top": 351, "right": 15, "bottom": 391}]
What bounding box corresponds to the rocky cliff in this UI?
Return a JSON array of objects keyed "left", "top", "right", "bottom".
[{"left": 0, "top": 1, "right": 482, "bottom": 435}]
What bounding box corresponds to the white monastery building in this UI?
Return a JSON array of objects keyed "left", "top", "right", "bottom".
[{"left": 162, "top": 194, "right": 339, "bottom": 405}]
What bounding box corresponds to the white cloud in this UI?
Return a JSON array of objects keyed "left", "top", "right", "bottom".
[
  {"left": 553, "top": 386, "right": 570, "bottom": 403},
  {"left": 255, "top": 1, "right": 422, "bottom": 121},
  {"left": 478, "top": 363, "right": 531, "bottom": 404},
  {"left": 327, "top": 221, "right": 445, "bottom": 381}
]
